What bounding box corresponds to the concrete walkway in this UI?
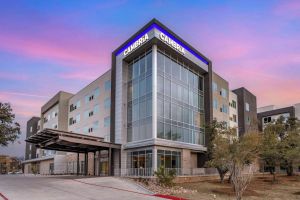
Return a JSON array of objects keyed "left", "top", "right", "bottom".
[{"left": 0, "top": 175, "right": 160, "bottom": 200}]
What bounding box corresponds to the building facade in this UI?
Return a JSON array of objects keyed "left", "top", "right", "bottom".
[
  {"left": 257, "top": 103, "right": 300, "bottom": 131},
  {"left": 111, "top": 19, "right": 213, "bottom": 175},
  {"left": 25, "top": 117, "right": 40, "bottom": 160},
  {"left": 25, "top": 19, "right": 258, "bottom": 176},
  {"left": 232, "top": 87, "right": 257, "bottom": 136}
]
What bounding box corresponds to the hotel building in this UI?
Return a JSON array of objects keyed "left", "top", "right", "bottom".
[{"left": 24, "top": 19, "right": 256, "bottom": 176}]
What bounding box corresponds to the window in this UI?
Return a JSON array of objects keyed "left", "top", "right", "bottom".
[
  {"left": 220, "top": 105, "right": 228, "bottom": 113},
  {"left": 88, "top": 127, "right": 93, "bottom": 133},
  {"left": 231, "top": 100, "right": 237, "bottom": 109},
  {"left": 263, "top": 116, "right": 271, "bottom": 124},
  {"left": 93, "top": 121, "right": 99, "bottom": 131},
  {"left": 221, "top": 88, "right": 227, "bottom": 98},
  {"left": 104, "top": 97, "right": 111, "bottom": 109},
  {"left": 30, "top": 126, "right": 33, "bottom": 132},
  {"left": 105, "top": 80, "right": 111, "bottom": 91},
  {"left": 233, "top": 114, "right": 237, "bottom": 122},
  {"left": 245, "top": 103, "right": 250, "bottom": 111},
  {"left": 94, "top": 87, "right": 100, "bottom": 97},
  {"left": 69, "top": 117, "right": 73, "bottom": 125},
  {"left": 52, "top": 124, "right": 58, "bottom": 129},
  {"left": 94, "top": 104, "right": 100, "bottom": 114},
  {"left": 104, "top": 116, "right": 110, "bottom": 127},
  {"left": 89, "top": 95, "right": 94, "bottom": 101},
  {"left": 213, "top": 99, "right": 218, "bottom": 110},
  {"left": 75, "top": 114, "right": 80, "bottom": 123},
  {"left": 88, "top": 111, "right": 94, "bottom": 117},
  {"left": 212, "top": 82, "right": 217, "bottom": 92},
  {"left": 29, "top": 144, "right": 32, "bottom": 151}
]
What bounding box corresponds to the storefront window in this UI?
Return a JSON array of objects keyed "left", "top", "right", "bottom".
[{"left": 157, "top": 149, "right": 181, "bottom": 169}]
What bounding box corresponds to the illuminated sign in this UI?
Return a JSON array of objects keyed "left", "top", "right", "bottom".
[
  {"left": 159, "top": 32, "right": 185, "bottom": 55},
  {"left": 124, "top": 33, "right": 149, "bottom": 56}
]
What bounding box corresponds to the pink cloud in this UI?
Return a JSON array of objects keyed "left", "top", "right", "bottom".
[
  {"left": 0, "top": 72, "right": 29, "bottom": 81},
  {"left": 0, "top": 91, "right": 46, "bottom": 118}
]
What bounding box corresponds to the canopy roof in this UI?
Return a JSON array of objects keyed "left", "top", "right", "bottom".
[{"left": 26, "top": 129, "right": 120, "bottom": 153}]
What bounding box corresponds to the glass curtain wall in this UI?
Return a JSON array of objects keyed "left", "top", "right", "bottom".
[
  {"left": 127, "top": 49, "right": 152, "bottom": 142},
  {"left": 157, "top": 48, "right": 205, "bottom": 145}
]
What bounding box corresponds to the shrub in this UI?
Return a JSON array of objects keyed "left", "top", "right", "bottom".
[{"left": 154, "top": 166, "right": 176, "bottom": 187}]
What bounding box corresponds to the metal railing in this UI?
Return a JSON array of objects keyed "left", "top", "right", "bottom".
[{"left": 114, "top": 168, "right": 218, "bottom": 177}]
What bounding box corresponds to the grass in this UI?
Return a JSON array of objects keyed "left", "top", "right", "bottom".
[{"left": 175, "top": 174, "right": 300, "bottom": 200}]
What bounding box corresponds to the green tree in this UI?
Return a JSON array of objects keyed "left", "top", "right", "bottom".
[
  {"left": 260, "top": 123, "right": 282, "bottom": 182},
  {"left": 280, "top": 117, "right": 300, "bottom": 176},
  {"left": 261, "top": 116, "right": 300, "bottom": 176},
  {"left": 0, "top": 103, "right": 21, "bottom": 146},
  {"left": 206, "top": 120, "right": 236, "bottom": 183}
]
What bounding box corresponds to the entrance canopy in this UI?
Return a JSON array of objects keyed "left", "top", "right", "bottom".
[{"left": 26, "top": 128, "right": 121, "bottom": 153}]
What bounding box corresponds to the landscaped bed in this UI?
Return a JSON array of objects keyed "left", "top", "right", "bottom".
[
  {"left": 174, "top": 174, "right": 300, "bottom": 200},
  {"left": 133, "top": 174, "right": 300, "bottom": 200}
]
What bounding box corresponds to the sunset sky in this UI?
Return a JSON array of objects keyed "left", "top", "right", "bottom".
[{"left": 1, "top": 0, "right": 300, "bottom": 157}]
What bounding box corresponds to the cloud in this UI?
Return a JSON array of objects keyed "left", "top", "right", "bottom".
[{"left": 0, "top": 72, "right": 29, "bottom": 81}]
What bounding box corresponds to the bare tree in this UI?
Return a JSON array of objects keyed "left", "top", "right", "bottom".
[{"left": 230, "top": 164, "right": 254, "bottom": 200}]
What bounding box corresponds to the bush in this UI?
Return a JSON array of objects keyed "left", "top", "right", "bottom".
[{"left": 154, "top": 166, "right": 176, "bottom": 187}]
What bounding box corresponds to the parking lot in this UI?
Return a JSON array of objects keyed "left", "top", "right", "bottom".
[{"left": 0, "top": 175, "right": 159, "bottom": 200}]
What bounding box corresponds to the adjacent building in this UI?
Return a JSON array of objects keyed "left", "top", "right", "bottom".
[
  {"left": 257, "top": 103, "right": 300, "bottom": 131},
  {"left": 232, "top": 87, "right": 257, "bottom": 136}
]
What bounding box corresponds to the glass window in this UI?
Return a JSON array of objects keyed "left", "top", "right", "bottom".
[
  {"left": 165, "top": 124, "right": 171, "bottom": 140},
  {"left": 158, "top": 75, "right": 164, "bottom": 94},
  {"left": 157, "top": 122, "right": 164, "bottom": 139},
  {"left": 165, "top": 79, "right": 171, "bottom": 97},
  {"left": 165, "top": 56, "right": 171, "bottom": 75},
  {"left": 146, "top": 97, "right": 152, "bottom": 117},
  {"left": 94, "top": 104, "right": 100, "bottom": 113},
  {"left": 146, "top": 52, "right": 152, "bottom": 75},
  {"left": 139, "top": 78, "right": 146, "bottom": 97},
  {"left": 94, "top": 87, "right": 100, "bottom": 97},
  {"left": 133, "top": 60, "right": 139, "bottom": 78},
  {"left": 146, "top": 75, "right": 152, "bottom": 94},
  {"left": 213, "top": 99, "right": 218, "bottom": 110},
  {"left": 212, "top": 81, "right": 217, "bottom": 92},
  {"left": 104, "top": 97, "right": 111, "bottom": 109},
  {"left": 245, "top": 103, "right": 250, "bottom": 111},
  {"left": 140, "top": 56, "right": 145, "bottom": 75},
  {"left": 158, "top": 98, "right": 164, "bottom": 117},
  {"left": 221, "top": 88, "right": 227, "bottom": 98},
  {"left": 105, "top": 80, "right": 111, "bottom": 91},
  {"left": 164, "top": 100, "right": 171, "bottom": 119},
  {"left": 157, "top": 52, "right": 164, "bottom": 73},
  {"left": 181, "top": 67, "right": 188, "bottom": 84}
]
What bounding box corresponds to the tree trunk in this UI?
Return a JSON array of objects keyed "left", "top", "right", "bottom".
[
  {"left": 228, "top": 173, "right": 232, "bottom": 183},
  {"left": 217, "top": 167, "right": 227, "bottom": 184},
  {"left": 286, "top": 164, "right": 293, "bottom": 176}
]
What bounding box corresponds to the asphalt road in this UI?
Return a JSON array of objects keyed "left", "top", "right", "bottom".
[{"left": 0, "top": 175, "right": 160, "bottom": 200}]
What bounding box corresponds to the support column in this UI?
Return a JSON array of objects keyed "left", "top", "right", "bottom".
[
  {"left": 108, "top": 148, "right": 112, "bottom": 176},
  {"left": 153, "top": 147, "right": 157, "bottom": 173},
  {"left": 152, "top": 45, "right": 157, "bottom": 139},
  {"left": 85, "top": 152, "right": 88, "bottom": 176},
  {"left": 94, "top": 151, "right": 96, "bottom": 176},
  {"left": 77, "top": 153, "right": 79, "bottom": 176}
]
